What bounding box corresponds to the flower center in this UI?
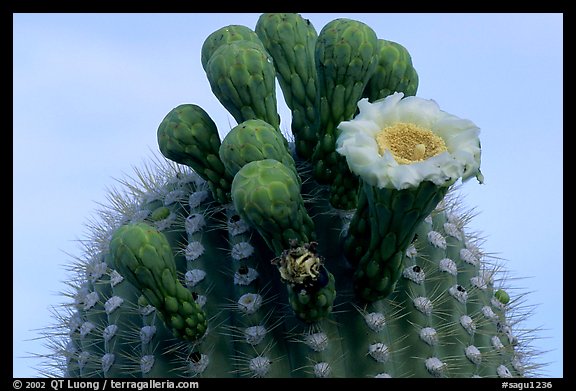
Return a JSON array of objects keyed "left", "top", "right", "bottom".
[
  {"left": 272, "top": 241, "right": 322, "bottom": 286},
  {"left": 375, "top": 122, "right": 447, "bottom": 164}
]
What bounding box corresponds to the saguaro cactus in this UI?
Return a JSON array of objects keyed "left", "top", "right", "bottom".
[{"left": 39, "top": 13, "right": 541, "bottom": 378}]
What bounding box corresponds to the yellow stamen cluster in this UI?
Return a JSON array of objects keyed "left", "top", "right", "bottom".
[{"left": 375, "top": 122, "right": 447, "bottom": 164}]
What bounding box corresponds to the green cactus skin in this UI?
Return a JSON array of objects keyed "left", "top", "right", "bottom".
[
  {"left": 352, "top": 180, "right": 449, "bottom": 302},
  {"left": 342, "top": 186, "right": 370, "bottom": 267},
  {"left": 219, "top": 118, "right": 298, "bottom": 182},
  {"left": 222, "top": 206, "right": 295, "bottom": 378},
  {"left": 38, "top": 14, "right": 541, "bottom": 379},
  {"left": 109, "top": 222, "right": 208, "bottom": 342},
  {"left": 309, "top": 18, "right": 379, "bottom": 210},
  {"left": 157, "top": 103, "right": 232, "bottom": 204},
  {"left": 231, "top": 158, "right": 315, "bottom": 256},
  {"left": 255, "top": 13, "right": 321, "bottom": 160},
  {"left": 205, "top": 40, "right": 281, "bottom": 131},
  {"left": 362, "top": 39, "right": 419, "bottom": 102},
  {"left": 286, "top": 267, "right": 336, "bottom": 324},
  {"left": 44, "top": 159, "right": 535, "bottom": 378},
  {"left": 341, "top": 39, "right": 419, "bottom": 265},
  {"left": 200, "top": 25, "right": 264, "bottom": 72}
]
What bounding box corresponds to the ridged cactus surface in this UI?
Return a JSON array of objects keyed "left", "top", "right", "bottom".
[{"left": 41, "top": 13, "right": 537, "bottom": 378}]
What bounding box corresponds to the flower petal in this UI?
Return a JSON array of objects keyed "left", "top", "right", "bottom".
[{"left": 336, "top": 93, "right": 482, "bottom": 190}]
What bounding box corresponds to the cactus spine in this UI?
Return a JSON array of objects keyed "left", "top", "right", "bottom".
[{"left": 39, "top": 13, "right": 540, "bottom": 378}]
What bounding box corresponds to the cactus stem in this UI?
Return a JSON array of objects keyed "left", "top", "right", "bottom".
[
  {"left": 38, "top": 150, "right": 543, "bottom": 377},
  {"left": 35, "top": 12, "right": 546, "bottom": 377}
]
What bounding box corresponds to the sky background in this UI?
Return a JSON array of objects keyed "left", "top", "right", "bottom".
[{"left": 13, "top": 13, "right": 563, "bottom": 378}]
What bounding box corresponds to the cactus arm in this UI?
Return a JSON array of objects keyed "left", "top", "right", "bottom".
[
  {"left": 362, "top": 39, "right": 419, "bottom": 102},
  {"left": 232, "top": 160, "right": 336, "bottom": 325},
  {"left": 230, "top": 159, "right": 315, "bottom": 256},
  {"left": 109, "top": 222, "right": 208, "bottom": 342},
  {"left": 352, "top": 180, "right": 449, "bottom": 302},
  {"left": 157, "top": 104, "right": 232, "bottom": 204},
  {"left": 286, "top": 270, "right": 336, "bottom": 323},
  {"left": 219, "top": 118, "right": 298, "bottom": 183},
  {"left": 201, "top": 25, "right": 264, "bottom": 72},
  {"left": 309, "top": 18, "right": 379, "bottom": 210},
  {"left": 255, "top": 13, "right": 321, "bottom": 160},
  {"left": 205, "top": 40, "right": 282, "bottom": 132}
]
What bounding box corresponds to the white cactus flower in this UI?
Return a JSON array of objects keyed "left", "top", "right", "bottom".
[{"left": 336, "top": 92, "right": 483, "bottom": 190}]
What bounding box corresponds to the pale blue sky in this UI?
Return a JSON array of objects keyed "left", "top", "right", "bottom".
[{"left": 13, "top": 13, "right": 563, "bottom": 377}]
